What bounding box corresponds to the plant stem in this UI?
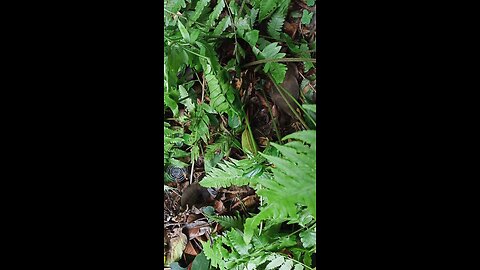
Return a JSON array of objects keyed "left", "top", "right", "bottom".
[{"left": 267, "top": 74, "right": 309, "bottom": 129}]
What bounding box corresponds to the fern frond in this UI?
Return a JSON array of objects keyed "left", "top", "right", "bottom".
[
  {"left": 213, "top": 213, "right": 244, "bottom": 230},
  {"left": 188, "top": 103, "right": 211, "bottom": 145},
  {"left": 268, "top": 62, "right": 287, "bottom": 84},
  {"left": 188, "top": 0, "right": 210, "bottom": 26},
  {"left": 202, "top": 237, "right": 229, "bottom": 269},
  {"left": 205, "top": 73, "right": 229, "bottom": 112},
  {"left": 214, "top": 15, "right": 231, "bottom": 35},
  {"left": 203, "top": 206, "right": 244, "bottom": 229},
  {"left": 249, "top": 8, "right": 259, "bottom": 25},
  {"left": 200, "top": 159, "right": 258, "bottom": 188},
  {"left": 165, "top": 0, "right": 187, "bottom": 14},
  {"left": 226, "top": 229, "right": 252, "bottom": 255},
  {"left": 204, "top": 135, "right": 233, "bottom": 172},
  {"left": 259, "top": 0, "right": 278, "bottom": 22},
  {"left": 267, "top": 12, "right": 285, "bottom": 39},
  {"left": 235, "top": 17, "right": 251, "bottom": 38},
  {"left": 207, "top": 0, "right": 226, "bottom": 27},
  {"left": 243, "top": 131, "right": 316, "bottom": 244},
  {"left": 282, "top": 130, "right": 316, "bottom": 149}
]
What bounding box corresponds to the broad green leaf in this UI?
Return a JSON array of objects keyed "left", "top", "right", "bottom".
[
  {"left": 177, "top": 20, "right": 190, "bottom": 43},
  {"left": 191, "top": 251, "right": 210, "bottom": 270}
]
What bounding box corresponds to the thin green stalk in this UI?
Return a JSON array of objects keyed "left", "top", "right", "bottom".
[
  {"left": 267, "top": 74, "right": 309, "bottom": 129},
  {"left": 244, "top": 112, "right": 258, "bottom": 155}
]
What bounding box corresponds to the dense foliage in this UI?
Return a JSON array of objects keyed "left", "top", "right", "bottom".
[{"left": 164, "top": 0, "right": 316, "bottom": 269}]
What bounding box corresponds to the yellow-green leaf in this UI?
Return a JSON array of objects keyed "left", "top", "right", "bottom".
[
  {"left": 241, "top": 128, "right": 257, "bottom": 155},
  {"left": 165, "top": 232, "right": 188, "bottom": 265}
]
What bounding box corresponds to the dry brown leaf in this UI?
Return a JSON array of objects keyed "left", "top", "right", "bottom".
[
  {"left": 232, "top": 194, "right": 259, "bottom": 209},
  {"left": 186, "top": 213, "right": 203, "bottom": 223},
  {"left": 186, "top": 225, "right": 211, "bottom": 240},
  {"left": 214, "top": 200, "right": 225, "bottom": 214},
  {"left": 183, "top": 240, "right": 198, "bottom": 256},
  {"left": 243, "top": 195, "right": 259, "bottom": 208},
  {"left": 284, "top": 21, "right": 298, "bottom": 38}
]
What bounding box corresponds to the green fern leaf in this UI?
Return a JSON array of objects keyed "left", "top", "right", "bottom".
[
  {"left": 165, "top": 0, "right": 186, "bottom": 13},
  {"left": 301, "top": 10, "right": 313, "bottom": 25},
  {"left": 279, "top": 259, "right": 294, "bottom": 270},
  {"left": 267, "top": 12, "right": 285, "bottom": 39},
  {"left": 178, "top": 85, "right": 195, "bottom": 112},
  {"left": 212, "top": 214, "right": 244, "bottom": 230},
  {"left": 265, "top": 255, "right": 284, "bottom": 269},
  {"left": 282, "top": 130, "right": 316, "bottom": 149},
  {"left": 261, "top": 42, "right": 282, "bottom": 59},
  {"left": 177, "top": 19, "right": 190, "bottom": 43},
  {"left": 249, "top": 8, "right": 259, "bottom": 25},
  {"left": 205, "top": 73, "right": 228, "bottom": 112},
  {"left": 207, "top": 0, "right": 226, "bottom": 27},
  {"left": 200, "top": 159, "right": 258, "bottom": 188},
  {"left": 214, "top": 15, "right": 231, "bottom": 35},
  {"left": 235, "top": 17, "right": 251, "bottom": 37},
  {"left": 276, "top": 0, "right": 291, "bottom": 15},
  {"left": 293, "top": 264, "right": 304, "bottom": 270},
  {"left": 268, "top": 62, "right": 287, "bottom": 84},
  {"left": 204, "top": 135, "right": 232, "bottom": 173},
  {"left": 226, "top": 229, "right": 252, "bottom": 255},
  {"left": 259, "top": 0, "right": 278, "bottom": 22},
  {"left": 203, "top": 206, "right": 244, "bottom": 229},
  {"left": 244, "top": 30, "right": 259, "bottom": 47},
  {"left": 188, "top": 0, "right": 210, "bottom": 26},
  {"left": 244, "top": 131, "right": 317, "bottom": 244},
  {"left": 299, "top": 228, "right": 316, "bottom": 249},
  {"left": 244, "top": 204, "right": 287, "bottom": 244}
]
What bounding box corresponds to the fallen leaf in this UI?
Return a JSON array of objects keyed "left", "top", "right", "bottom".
[
  {"left": 165, "top": 232, "right": 188, "bottom": 266},
  {"left": 183, "top": 241, "right": 198, "bottom": 256},
  {"left": 214, "top": 200, "right": 225, "bottom": 214},
  {"left": 284, "top": 21, "right": 298, "bottom": 38}
]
